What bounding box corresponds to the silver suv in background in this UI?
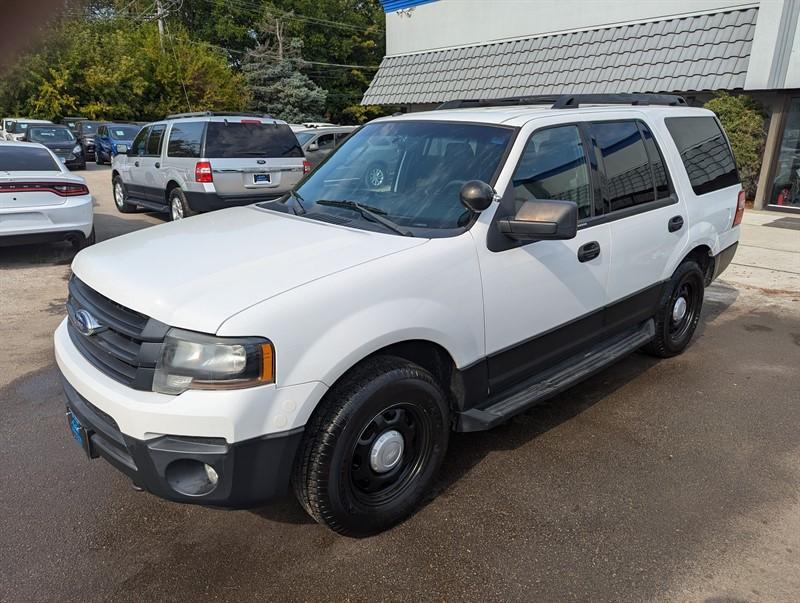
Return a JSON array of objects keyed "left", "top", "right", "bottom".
[
  {"left": 294, "top": 125, "right": 357, "bottom": 168},
  {"left": 111, "top": 112, "right": 308, "bottom": 221}
]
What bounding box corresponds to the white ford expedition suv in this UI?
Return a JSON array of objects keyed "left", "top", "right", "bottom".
[{"left": 55, "top": 94, "right": 743, "bottom": 536}]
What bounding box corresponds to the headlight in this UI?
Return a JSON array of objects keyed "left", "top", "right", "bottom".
[
  {"left": 72, "top": 144, "right": 82, "bottom": 154},
  {"left": 153, "top": 329, "right": 274, "bottom": 395}
]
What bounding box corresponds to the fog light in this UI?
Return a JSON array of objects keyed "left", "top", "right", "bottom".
[
  {"left": 204, "top": 463, "right": 219, "bottom": 485},
  {"left": 164, "top": 459, "right": 220, "bottom": 496}
]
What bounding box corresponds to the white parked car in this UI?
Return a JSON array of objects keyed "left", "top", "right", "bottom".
[
  {"left": 3, "top": 118, "right": 53, "bottom": 141},
  {"left": 55, "top": 94, "right": 742, "bottom": 536},
  {"left": 0, "top": 141, "right": 94, "bottom": 248}
]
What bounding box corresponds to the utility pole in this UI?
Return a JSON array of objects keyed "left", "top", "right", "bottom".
[{"left": 156, "top": 0, "right": 165, "bottom": 52}]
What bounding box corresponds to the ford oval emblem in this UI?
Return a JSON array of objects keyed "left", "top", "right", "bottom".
[
  {"left": 257, "top": 159, "right": 266, "bottom": 164},
  {"left": 72, "top": 309, "right": 106, "bottom": 337}
]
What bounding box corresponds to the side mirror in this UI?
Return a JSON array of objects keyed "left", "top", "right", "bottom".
[
  {"left": 498, "top": 199, "right": 577, "bottom": 241},
  {"left": 307, "top": 141, "right": 319, "bottom": 152},
  {"left": 116, "top": 144, "right": 128, "bottom": 154},
  {"left": 459, "top": 180, "right": 495, "bottom": 212}
]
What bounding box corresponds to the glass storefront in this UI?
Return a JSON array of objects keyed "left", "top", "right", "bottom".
[{"left": 770, "top": 97, "right": 800, "bottom": 209}]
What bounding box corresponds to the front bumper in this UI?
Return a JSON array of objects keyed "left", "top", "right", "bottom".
[
  {"left": 64, "top": 379, "right": 303, "bottom": 507},
  {"left": 55, "top": 318, "right": 327, "bottom": 506}
]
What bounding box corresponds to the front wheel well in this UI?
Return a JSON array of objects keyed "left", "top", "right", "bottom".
[
  {"left": 682, "top": 245, "right": 714, "bottom": 286},
  {"left": 331, "top": 340, "right": 463, "bottom": 413}
]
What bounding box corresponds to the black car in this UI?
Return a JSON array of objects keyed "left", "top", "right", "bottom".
[
  {"left": 61, "top": 116, "right": 87, "bottom": 133},
  {"left": 23, "top": 124, "right": 86, "bottom": 170},
  {"left": 74, "top": 120, "right": 103, "bottom": 161}
]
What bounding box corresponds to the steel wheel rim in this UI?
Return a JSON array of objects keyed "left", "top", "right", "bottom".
[
  {"left": 367, "top": 167, "right": 385, "bottom": 187},
  {"left": 171, "top": 196, "right": 183, "bottom": 220},
  {"left": 349, "top": 403, "right": 433, "bottom": 507},
  {"left": 669, "top": 278, "right": 700, "bottom": 342}
]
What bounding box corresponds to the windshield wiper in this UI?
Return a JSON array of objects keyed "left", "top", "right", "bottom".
[
  {"left": 288, "top": 190, "right": 307, "bottom": 215},
  {"left": 316, "top": 200, "right": 412, "bottom": 236}
]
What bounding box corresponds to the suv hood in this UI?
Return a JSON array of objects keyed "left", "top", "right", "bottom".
[{"left": 72, "top": 206, "right": 427, "bottom": 333}]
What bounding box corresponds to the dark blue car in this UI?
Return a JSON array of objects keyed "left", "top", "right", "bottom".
[{"left": 94, "top": 123, "right": 141, "bottom": 165}]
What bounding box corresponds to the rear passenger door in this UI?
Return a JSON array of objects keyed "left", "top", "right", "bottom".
[{"left": 589, "top": 119, "right": 687, "bottom": 331}]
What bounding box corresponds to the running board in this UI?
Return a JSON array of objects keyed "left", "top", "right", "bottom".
[
  {"left": 132, "top": 199, "right": 169, "bottom": 213},
  {"left": 455, "top": 319, "right": 655, "bottom": 432}
]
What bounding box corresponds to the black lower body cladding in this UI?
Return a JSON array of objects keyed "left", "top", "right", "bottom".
[{"left": 183, "top": 190, "right": 284, "bottom": 213}]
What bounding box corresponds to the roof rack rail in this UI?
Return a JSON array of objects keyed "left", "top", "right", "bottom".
[
  {"left": 164, "top": 111, "right": 275, "bottom": 120},
  {"left": 435, "top": 93, "right": 687, "bottom": 111}
]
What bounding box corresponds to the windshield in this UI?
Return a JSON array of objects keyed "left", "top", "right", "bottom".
[
  {"left": 79, "top": 122, "right": 100, "bottom": 135},
  {"left": 109, "top": 125, "right": 139, "bottom": 140},
  {"left": 295, "top": 131, "right": 316, "bottom": 146},
  {"left": 266, "top": 120, "right": 514, "bottom": 234},
  {"left": 28, "top": 127, "right": 75, "bottom": 143}
]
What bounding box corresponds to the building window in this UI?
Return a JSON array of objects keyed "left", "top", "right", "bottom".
[{"left": 770, "top": 97, "right": 800, "bottom": 209}]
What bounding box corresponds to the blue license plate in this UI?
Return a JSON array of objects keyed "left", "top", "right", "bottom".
[
  {"left": 253, "top": 173, "right": 271, "bottom": 184},
  {"left": 67, "top": 411, "right": 84, "bottom": 446}
]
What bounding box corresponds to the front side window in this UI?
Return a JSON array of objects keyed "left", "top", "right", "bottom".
[
  {"left": 130, "top": 126, "right": 150, "bottom": 156},
  {"left": 315, "top": 133, "right": 335, "bottom": 150},
  {"left": 145, "top": 125, "right": 165, "bottom": 156},
  {"left": 591, "top": 121, "right": 656, "bottom": 213},
  {"left": 167, "top": 122, "right": 204, "bottom": 158},
  {"left": 511, "top": 125, "right": 592, "bottom": 219},
  {"left": 665, "top": 116, "right": 738, "bottom": 195},
  {"left": 265, "top": 120, "right": 515, "bottom": 234},
  {"left": 28, "top": 127, "right": 75, "bottom": 143}
]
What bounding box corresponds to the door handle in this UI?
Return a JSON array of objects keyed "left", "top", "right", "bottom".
[
  {"left": 134, "top": 160, "right": 139, "bottom": 167},
  {"left": 577, "top": 241, "right": 601, "bottom": 263},
  {"left": 155, "top": 162, "right": 160, "bottom": 169},
  {"left": 668, "top": 215, "right": 684, "bottom": 232}
]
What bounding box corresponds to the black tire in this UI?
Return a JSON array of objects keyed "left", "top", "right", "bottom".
[
  {"left": 168, "top": 187, "right": 196, "bottom": 221},
  {"left": 112, "top": 175, "right": 137, "bottom": 213},
  {"left": 72, "top": 227, "right": 96, "bottom": 251},
  {"left": 643, "top": 260, "right": 705, "bottom": 358},
  {"left": 95, "top": 150, "right": 104, "bottom": 165},
  {"left": 292, "top": 356, "right": 450, "bottom": 537}
]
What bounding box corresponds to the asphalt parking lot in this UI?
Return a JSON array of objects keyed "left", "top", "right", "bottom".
[{"left": 1, "top": 164, "right": 799, "bottom": 602}]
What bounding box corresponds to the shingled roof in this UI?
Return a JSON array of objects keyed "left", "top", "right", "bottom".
[{"left": 362, "top": 8, "right": 758, "bottom": 105}]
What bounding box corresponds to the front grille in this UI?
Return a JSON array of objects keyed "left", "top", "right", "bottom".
[{"left": 66, "top": 277, "right": 169, "bottom": 390}]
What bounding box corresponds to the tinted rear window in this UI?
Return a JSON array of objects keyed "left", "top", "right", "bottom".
[
  {"left": 167, "top": 121, "right": 204, "bottom": 158},
  {"left": 590, "top": 120, "right": 656, "bottom": 212},
  {"left": 0, "top": 146, "right": 59, "bottom": 171},
  {"left": 665, "top": 116, "right": 738, "bottom": 195},
  {"left": 205, "top": 122, "right": 303, "bottom": 158}
]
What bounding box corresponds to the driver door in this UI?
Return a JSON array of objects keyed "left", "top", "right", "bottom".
[{"left": 476, "top": 123, "right": 612, "bottom": 392}]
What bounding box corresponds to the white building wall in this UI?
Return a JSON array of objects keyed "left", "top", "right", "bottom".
[{"left": 386, "top": 0, "right": 758, "bottom": 55}]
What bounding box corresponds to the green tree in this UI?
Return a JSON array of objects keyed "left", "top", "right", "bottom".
[
  {"left": 0, "top": 17, "right": 248, "bottom": 122},
  {"left": 242, "top": 13, "right": 327, "bottom": 122},
  {"left": 704, "top": 92, "right": 766, "bottom": 199}
]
